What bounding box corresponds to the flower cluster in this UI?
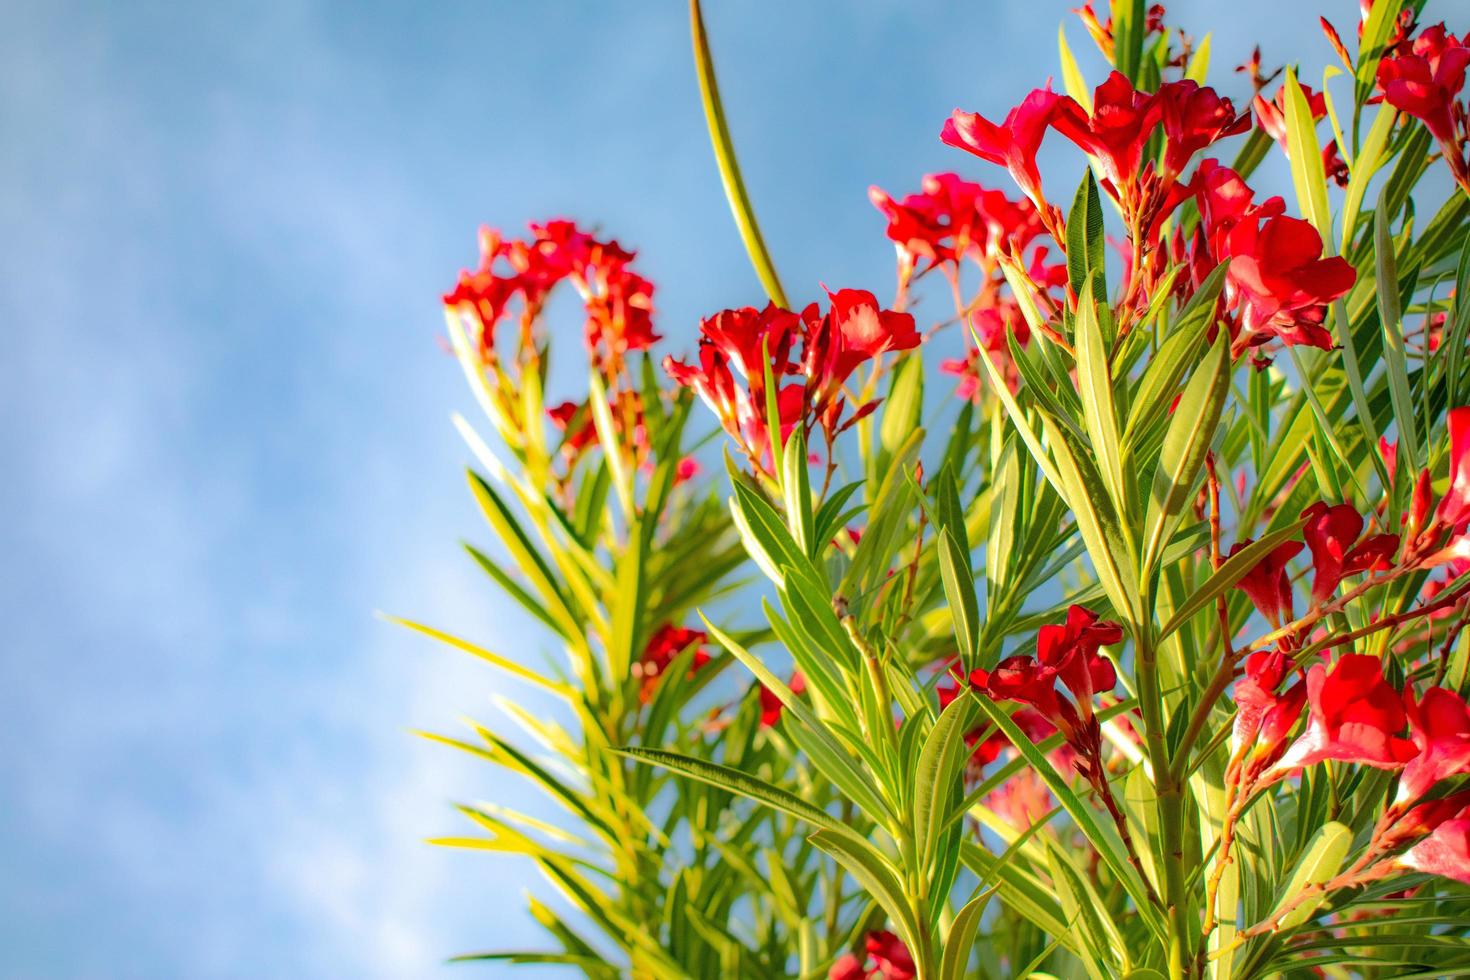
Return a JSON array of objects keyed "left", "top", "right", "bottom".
[
  {"left": 829, "top": 930, "right": 915, "bottom": 980},
  {"left": 665, "top": 290, "right": 919, "bottom": 475},
  {"left": 443, "top": 219, "right": 657, "bottom": 372},
  {"left": 633, "top": 624, "right": 709, "bottom": 704},
  {"left": 1378, "top": 23, "right": 1470, "bottom": 192}
]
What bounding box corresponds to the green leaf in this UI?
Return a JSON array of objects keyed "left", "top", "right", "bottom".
[
  {"left": 971, "top": 695, "right": 1166, "bottom": 939},
  {"left": 880, "top": 350, "right": 925, "bottom": 459},
  {"left": 782, "top": 427, "right": 814, "bottom": 555},
  {"left": 937, "top": 528, "right": 980, "bottom": 669},
  {"left": 382, "top": 614, "right": 566, "bottom": 694},
  {"left": 1271, "top": 820, "right": 1352, "bottom": 931},
  {"left": 614, "top": 746, "right": 845, "bottom": 834},
  {"left": 688, "top": 0, "right": 787, "bottom": 306},
  {"left": 810, "top": 830, "right": 930, "bottom": 977},
  {"left": 1375, "top": 189, "right": 1423, "bottom": 472},
  {"left": 1355, "top": 0, "right": 1407, "bottom": 106},
  {"left": 586, "top": 369, "right": 634, "bottom": 519},
  {"left": 1342, "top": 101, "right": 1397, "bottom": 251},
  {"left": 1058, "top": 24, "right": 1092, "bottom": 112},
  {"left": 1282, "top": 68, "right": 1333, "bottom": 240},
  {"left": 1158, "top": 518, "right": 1308, "bottom": 638},
  {"left": 1185, "top": 33, "right": 1211, "bottom": 84},
  {"left": 1142, "top": 334, "right": 1230, "bottom": 576},
  {"left": 1067, "top": 172, "right": 1106, "bottom": 298},
  {"left": 1111, "top": 0, "right": 1145, "bottom": 81},
  {"left": 1074, "top": 280, "right": 1126, "bottom": 516},
  {"left": 939, "top": 888, "right": 990, "bottom": 980},
  {"left": 1124, "top": 262, "right": 1229, "bottom": 445},
  {"left": 913, "top": 694, "right": 975, "bottom": 874}
]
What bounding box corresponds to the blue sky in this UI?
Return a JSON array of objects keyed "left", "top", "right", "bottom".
[{"left": 0, "top": 1, "right": 1344, "bottom": 976}]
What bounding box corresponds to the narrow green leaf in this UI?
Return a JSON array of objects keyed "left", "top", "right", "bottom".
[
  {"left": 1159, "top": 518, "right": 1308, "bottom": 638},
  {"left": 1074, "top": 282, "right": 1126, "bottom": 516},
  {"left": 1142, "top": 334, "right": 1230, "bottom": 576},
  {"left": 939, "top": 889, "right": 990, "bottom": 980},
  {"left": 1375, "top": 189, "right": 1423, "bottom": 471},
  {"left": 382, "top": 615, "right": 566, "bottom": 694},
  {"left": 689, "top": 0, "right": 788, "bottom": 306},
  {"left": 913, "top": 694, "right": 975, "bottom": 873},
  {"left": 1271, "top": 820, "right": 1352, "bottom": 930},
  {"left": 1058, "top": 24, "right": 1092, "bottom": 111},
  {"left": 1282, "top": 68, "right": 1333, "bottom": 240},
  {"left": 972, "top": 695, "right": 1166, "bottom": 939},
  {"left": 937, "top": 528, "right": 980, "bottom": 668},
  {"left": 1067, "top": 172, "right": 1106, "bottom": 297},
  {"left": 810, "top": 829, "right": 929, "bottom": 977}
]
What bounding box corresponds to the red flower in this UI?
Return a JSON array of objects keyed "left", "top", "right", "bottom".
[
  {"left": 758, "top": 671, "right": 806, "bottom": 728},
  {"left": 1377, "top": 24, "right": 1470, "bottom": 145},
  {"left": 635, "top": 625, "right": 709, "bottom": 703},
  {"left": 1399, "top": 687, "right": 1470, "bottom": 804},
  {"left": 1275, "top": 655, "right": 1418, "bottom": 772},
  {"left": 1230, "top": 537, "right": 1304, "bottom": 627},
  {"left": 828, "top": 930, "right": 915, "bottom": 980},
  {"left": 1435, "top": 406, "right": 1470, "bottom": 527},
  {"left": 1035, "top": 604, "right": 1121, "bottom": 707},
  {"left": 1232, "top": 648, "right": 1306, "bottom": 762},
  {"left": 1157, "top": 79, "right": 1250, "bottom": 180},
  {"left": 1399, "top": 816, "right": 1470, "bottom": 885},
  {"left": 869, "top": 173, "right": 1045, "bottom": 274},
  {"left": 942, "top": 88, "right": 1063, "bottom": 211},
  {"left": 1191, "top": 160, "right": 1356, "bottom": 354},
  {"left": 1224, "top": 215, "right": 1356, "bottom": 351},
  {"left": 941, "top": 304, "right": 1030, "bottom": 399},
  {"left": 1301, "top": 501, "right": 1399, "bottom": 602},
  {"left": 1051, "top": 72, "right": 1161, "bottom": 196},
  {"left": 800, "top": 289, "right": 919, "bottom": 438}
]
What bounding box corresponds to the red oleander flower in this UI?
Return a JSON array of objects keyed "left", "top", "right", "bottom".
[
  {"left": 801, "top": 288, "right": 920, "bottom": 438},
  {"left": 1377, "top": 24, "right": 1470, "bottom": 145},
  {"left": 758, "top": 671, "right": 806, "bottom": 728},
  {"left": 1223, "top": 214, "right": 1356, "bottom": 351},
  {"left": 1191, "top": 159, "right": 1356, "bottom": 354},
  {"left": 635, "top": 625, "right": 709, "bottom": 703},
  {"left": 1251, "top": 82, "right": 1348, "bottom": 187},
  {"left": 941, "top": 304, "right": 1030, "bottom": 399},
  {"left": 1230, "top": 537, "right": 1304, "bottom": 627},
  {"left": 1301, "top": 501, "right": 1399, "bottom": 602},
  {"left": 1157, "top": 79, "right": 1250, "bottom": 180},
  {"left": 829, "top": 931, "right": 915, "bottom": 980},
  {"left": 869, "top": 173, "right": 1045, "bottom": 276},
  {"left": 1275, "top": 655, "right": 1418, "bottom": 771},
  {"left": 1232, "top": 648, "right": 1306, "bottom": 762},
  {"left": 1399, "top": 687, "right": 1470, "bottom": 804},
  {"left": 942, "top": 88, "right": 1064, "bottom": 212},
  {"left": 1035, "top": 604, "right": 1121, "bottom": 707},
  {"left": 1051, "top": 72, "right": 1162, "bottom": 197},
  {"left": 1436, "top": 406, "right": 1470, "bottom": 527},
  {"left": 1399, "top": 816, "right": 1470, "bottom": 885}
]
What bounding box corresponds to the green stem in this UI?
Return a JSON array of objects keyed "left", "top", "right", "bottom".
[{"left": 1137, "top": 626, "right": 1192, "bottom": 977}]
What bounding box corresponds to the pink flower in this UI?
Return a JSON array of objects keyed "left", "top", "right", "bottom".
[
  {"left": 1157, "top": 79, "right": 1250, "bottom": 180},
  {"left": 829, "top": 931, "right": 915, "bottom": 980},
  {"left": 1276, "top": 655, "right": 1418, "bottom": 771},
  {"left": 1399, "top": 816, "right": 1470, "bottom": 885},
  {"left": 942, "top": 88, "right": 1064, "bottom": 210},
  {"left": 1232, "top": 648, "right": 1306, "bottom": 762},
  {"left": 1435, "top": 406, "right": 1470, "bottom": 527},
  {"left": 1399, "top": 687, "right": 1470, "bottom": 804}
]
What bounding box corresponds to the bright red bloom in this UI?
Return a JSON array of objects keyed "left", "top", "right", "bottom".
[
  {"left": 1301, "top": 502, "right": 1399, "bottom": 602},
  {"left": 829, "top": 931, "right": 915, "bottom": 980},
  {"left": 1224, "top": 215, "right": 1356, "bottom": 350},
  {"left": 1399, "top": 816, "right": 1470, "bottom": 885},
  {"left": 869, "top": 173, "right": 1045, "bottom": 273},
  {"left": 1157, "top": 79, "right": 1250, "bottom": 180},
  {"left": 1191, "top": 160, "right": 1355, "bottom": 354},
  {"left": 1233, "top": 648, "right": 1306, "bottom": 761},
  {"left": 758, "top": 671, "right": 806, "bottom": 728},
  {"left": 1052, "top": 71, "right": 1161, "bottom": 194},
  {"left": 941, "top": 304, "right": 1030, "bottom": 399},
  {"left": 1230, "top": 537, "right": 1304, "bottom": 626},
  {"left": 1400, "top": 687, "right": 1470, "bottom": 804},
  {"left": 635, "top": 625, "right": 709, "bottom": 703},
  {"left": 1035, "top": 604, "right": 1121, "bottom": 707},
  {"left": 1276, "top": 655, "right": 1418, "bottom": 771},
  {"left": 942, "top": 88, "right": 1063, "bottom": 210},
  {"left": 1435, "top": 406, "right": 1470, "bottom": 526},
  {"left": 987, "top": 655, "right": 1067, "bottom": 725},
  {"left": 1378, "top": 24, "right": 1470, "bottom": 144},
  {"left": 800, "top": 289, "right": 920, "bottom": 439}
]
